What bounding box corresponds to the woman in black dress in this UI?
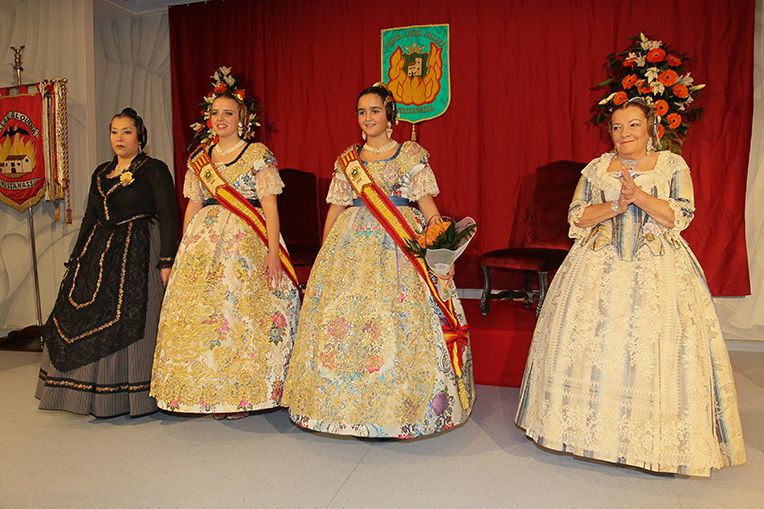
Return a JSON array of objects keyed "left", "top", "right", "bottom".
[{"left": 36, "top": 107, "right": 178, "bottom": 418}]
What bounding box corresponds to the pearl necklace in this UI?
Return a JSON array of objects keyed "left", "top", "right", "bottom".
[
  {"left": 214, "top": 139, "right": 245, "bottom": 157},
  {"left": 362, "top": 139, "right": 398, "bottom": 154}
]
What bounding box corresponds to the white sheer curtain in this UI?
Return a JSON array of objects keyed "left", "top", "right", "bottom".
[
  {"left": 714, "top": 0, "right": 764, "bottom": 343},
  {"left": 94, "top": 11, "right": 173, "bottom": 169},
  {"left": 0, "top": 0, "right": 94, "bottom": 329}
]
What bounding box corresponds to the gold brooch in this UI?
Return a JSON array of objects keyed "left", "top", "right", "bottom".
[{"left": 119, "top": 170, "right": 134, "bottom": 187}]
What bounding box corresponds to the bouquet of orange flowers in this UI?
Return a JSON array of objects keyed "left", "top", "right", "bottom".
[
  {"left": 592, "top": 33, "right": 706, "bottom": 154},
  {"left": 406, "top": 217, "right": 477, "bottom": 276}
]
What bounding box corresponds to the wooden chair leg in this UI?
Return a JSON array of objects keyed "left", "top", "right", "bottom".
[
  {"left": 480, "top": 265, "right": 492, "bottom": 315},
  {"left": 535, "top": 270, "right": 549, "bottom": 318}
]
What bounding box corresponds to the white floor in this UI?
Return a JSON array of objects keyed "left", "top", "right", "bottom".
[{"left": 1, "top": 350, "right": 762, "bottom": 509}]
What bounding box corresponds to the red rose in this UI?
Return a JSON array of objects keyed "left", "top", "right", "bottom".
[
  {"left": 213, "top": 82, "right": 227, "bottom": 94},
  {"left": 666, "top": 113, "right": 682, "bottom": 129},
  {"left": 667, "top": 54, "right": 682, "bottom": 66},
  {"left": 658, "top": 69, "right": 679, "bottom": 87},
  {"left": 621, "top": 74, "right": 638, "bottom": 89},
  {"left": 672, "top": 84, "right": 689, "bottom": 98},
  {"left": 646, "top": 48, "right": 666, "bottom": 63},
  {"left": 653, "top": 100, "right": 669, "bottom": 116},
  {"left": 613, "top": 91, "right": 628, "bottom": 105}
]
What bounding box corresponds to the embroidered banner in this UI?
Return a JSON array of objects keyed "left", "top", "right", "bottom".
[
  {"left": 381, "top": 24, "right": 450, "bottom": 124},
  {"left": 0, "top": 89, "right": 45, "bottom": 210},
  {"left": 0, "top": 81, "right": 70, "bottom": 219}
]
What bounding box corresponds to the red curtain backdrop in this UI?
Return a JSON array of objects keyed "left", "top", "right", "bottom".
[{"left": 169, "top": 0, "right": 753, "bottom": 295}]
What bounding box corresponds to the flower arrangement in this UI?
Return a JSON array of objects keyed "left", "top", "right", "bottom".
[
  {"left": 405, "top": 216, "right": 477, "bottom": 277},
  {"left": 592, "top": 33, "right": 706, "bottom": 154},
  {"left": 189, "top": 66, "right": 260, "bottom": 148}
]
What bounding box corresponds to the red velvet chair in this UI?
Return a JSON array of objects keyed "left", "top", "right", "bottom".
[
  {"left": 480, "top": 160, "right": 586, "bottom": 316},
  {"left": 278, "top": 168, "right": 321, "bottom": 286}
]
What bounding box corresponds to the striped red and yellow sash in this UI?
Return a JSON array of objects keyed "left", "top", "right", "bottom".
[
  {"left": 188, "top": 146, "right": 299, "bottom": 289},
  {"left": 338, "top": 147, "right": 470, "bottom": 392}
]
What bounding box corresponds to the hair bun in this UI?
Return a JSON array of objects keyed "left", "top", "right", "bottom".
[{"left": 121, "top": 107, "right": 138, "bottom": 116}]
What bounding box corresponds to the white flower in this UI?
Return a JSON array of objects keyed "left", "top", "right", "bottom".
[
  {"left": 224, "top": 75, "right": 235, "bottom": 86},
  {"left": 651, "top": 81, "right": 665, "bottom": 95},
  {"left": 218, "top": 66, "right": 231, "bottom": 75},
  {"left": 204, "top": 95, "right": 214, "bottom": 104},
  {"left": 190, "top": 122, "right": 203, "bottom": 131},
  {"left": 212, "top": 71, "right": 220, "bottom": 81},
  {"left": 627, "top": 52, "right": 646, "bottom": 67},
  {"left": 690, "top": 83, "right": 706, "bottom": 92},
  {"left": 678, "top": 73, "right": 695, "bottom": 86},
  {"left": 639, "top": 33, "right": 662, "bottom": 51},
  {"left": 644, "top": 67, "right": 660, "bottom": 83},
  {"left": 675, "top": 102, "right": 687, "bottom": 112},
  {"left": 598, "top": 92, "right": 617, "bottom": 105}
]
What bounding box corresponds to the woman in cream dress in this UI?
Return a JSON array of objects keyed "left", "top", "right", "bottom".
[{"left": 516, "top": 97, "right": 745, "bottom": 476}]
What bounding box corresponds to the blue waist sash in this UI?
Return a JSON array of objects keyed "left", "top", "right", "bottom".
[
  {"left": 352, "top": 196, "right": 411, "bottom": 207},
  {"left": 204, "top": 197, "right": 260, "bottom": 208}
]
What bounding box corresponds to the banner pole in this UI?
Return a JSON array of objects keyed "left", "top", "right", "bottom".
[{"left": 8, "top": 46, "right": 44, "bottom": 350}]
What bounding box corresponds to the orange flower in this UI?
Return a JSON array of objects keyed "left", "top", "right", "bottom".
[
  {"left": 234, "top": 88, "right": 246, "bottom": 100},
  {"left": 667, "top": 54, "right": 682, "bottom": 66},
  {"left": 657, "top": 124, "right": 665, "bottom": 139},
  {"left": 653, "top": 100, "right": 669, "bottom": 116},
  {"left": 658, "top": 70, "right": 679, "bottom": 87},
  {"left": 621, "top": 74, "right": 638, "bottom": 89},
  {"left": 622, "top": 58, "right": 636, "bottom": 68},
  {"left": 613, "top": 91, "right": 628, "bottom": 105},
  {"left": 666, "top": 113, "right": 682, "bottom": 129},
  {"left": 636, "top": 80, "right": 652, "bottom": 94},
  {"left": 646, "top": 48, "right": 666, "bottom": 63},
  {"left": 672, "top": 84, "right": 689, "bottom": 98},
  {"left": 213, "top": 82, "right": 227, "bottom": 94}
]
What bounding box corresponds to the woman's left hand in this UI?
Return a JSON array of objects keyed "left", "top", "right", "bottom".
[
  {"left": 160, "top": 268, "right": 171, "bottom": 287},
  {"left": 264, "top": 251, "right": 282, "bottom": 289}
]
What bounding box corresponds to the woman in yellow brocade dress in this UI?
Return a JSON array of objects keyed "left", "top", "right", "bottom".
[
  {"left": 282, "top": 83, "right": 474, "bottom": 438},
  {"left": 516, "top": 97, "right": 745, "bottom": 476},
  {"left": 151, "top": 78, "right": 300, "bottom": 420}
]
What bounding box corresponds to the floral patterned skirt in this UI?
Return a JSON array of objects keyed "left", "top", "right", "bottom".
[
  {"left": 282, "top": 206, "right": 474, "bottom": 438},
  {"left": 516, "top": 238, "right": 746, "bottom": 476},
  {"left": 150, "top": 205, "right": 300, "bottom": 413}
]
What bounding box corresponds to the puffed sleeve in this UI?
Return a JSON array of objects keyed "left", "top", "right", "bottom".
[
  {"left": 568, "top": 175, "right": 593, "bottom": 239},
  {"left": 149, "top": 159, "right": 180, "bottom": 268},
  {"left": 407, "top": 161, "right": 440, "bottom": 201},
  {"left": 666, "top": 155, "right": 695, "bottom": 232},
  {"left": 183, "top": 166, "right": 205, "bottom": 202},
  {"left": 326, "top": 159, "right": 354, "bottom": 206}
]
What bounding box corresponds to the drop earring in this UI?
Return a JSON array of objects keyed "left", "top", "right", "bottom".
[
  {"left": 385, "top": 121, "right": 393, "bottom": 138},
  {"left": 237, "top": 122, "right": 244, "bottom": 137},
  {"left": 362, "top": 131, "right": 367, "bottom": 140}
]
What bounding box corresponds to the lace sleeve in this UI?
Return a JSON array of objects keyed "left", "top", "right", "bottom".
[
  {"left": 254, "top": 165, "right": 285, "bottom": 199},
  {"left": 568, "top": 175, "right": 593, "bottom": 239},
  {"left": 667, "top": 156, "right": 695, "bottom": 232},
  {"left": 183, "top": 167, "right": 204, "bottom": 202},
  {"left": 408, "top": 164, "right": 440, "bottom": 201},
  {"left": 326, "top": 175, "right": 354, "bottom": 206}
]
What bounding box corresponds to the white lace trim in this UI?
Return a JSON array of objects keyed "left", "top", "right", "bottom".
[{"left": 254, "top": 165, "right": 284, "bottom": 198}]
